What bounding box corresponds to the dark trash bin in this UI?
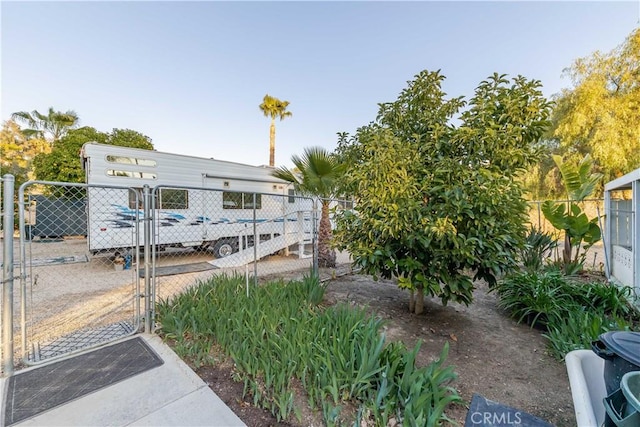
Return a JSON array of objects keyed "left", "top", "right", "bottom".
[{"left": 592, "top": 331, "right": 640, "bottom": 395}]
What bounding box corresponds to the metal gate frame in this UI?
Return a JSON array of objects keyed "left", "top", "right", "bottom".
[{"left": 16, "top": 180, "right": 144, "bottom": 366}]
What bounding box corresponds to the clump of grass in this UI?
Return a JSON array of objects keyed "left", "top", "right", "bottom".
[
  {"left": 494, "top": 269, "right": 638, "bottom": 360},
  {"left": 157, "top": 273, "right": 461, "bottom": 425}
]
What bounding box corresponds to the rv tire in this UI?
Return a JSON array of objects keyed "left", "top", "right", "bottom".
[{"left": 212, "top": 239, "right": 238, "bottom": 258}]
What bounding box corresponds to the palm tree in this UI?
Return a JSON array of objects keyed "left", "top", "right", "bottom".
[
  {"left": 12, "top": 107, "right": 79, "bottom": 145},
  {"left": 259, "top": 95, "right": 292, "bottom": 167},
  {"left": 272, "top": 147, "right": 345, "bottom": 268}
]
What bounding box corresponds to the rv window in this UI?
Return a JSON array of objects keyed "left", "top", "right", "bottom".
[
  {"left": 127, "top": 188, "right": 188, "bottom": 210},
  {"left": 107, "top": 170, "right": 157, "bottom": 179},
  {"left": 107, "top": 155, "right": 157, "bottom": 167},
  {"left": 222, "top": 192, "right": 242, "bottom": 209},
  {"left": 160, "top": 189, "right": 188, "bottom": 210},
  {"left": 223, "top": 192, "right": 262, "bottom": 209},
  {"left": 288, "top": 189, "right": 295, "bottom": 203},
  {"left": 243, "top": 193, "right": 262, "bottom": 209},
  {"left": 128, "top": 189, "right": 142, "bottom": 209}
]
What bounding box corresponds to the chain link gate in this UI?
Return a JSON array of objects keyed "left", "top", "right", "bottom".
[{"left": 17, "top": 181, "right": 143, "bottom": 365}]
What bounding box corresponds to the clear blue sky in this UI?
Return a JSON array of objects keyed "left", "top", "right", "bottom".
[{"left": 1, "top": 1, "right": 638, "bottom": 168}]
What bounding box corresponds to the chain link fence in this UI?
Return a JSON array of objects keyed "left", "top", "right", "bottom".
[
  {"left": 0, "top": 178, "right": 356, "bottom": 372},
  {"left": 3, "top": 173, "right": 624, "bottom": 374}
]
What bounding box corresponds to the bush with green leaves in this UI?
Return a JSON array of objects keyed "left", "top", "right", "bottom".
[
  {"left": 157, "top": 273, "right": 461, "bottom": 425},
  {"left": 334, "top": 70, "right": 553, "bottom": 313},
  {"left": 494, "top": 270, "right": 638, "bottom": 359}
]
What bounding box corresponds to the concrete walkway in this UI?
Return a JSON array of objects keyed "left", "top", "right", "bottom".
[{"left": 1, "top": 335, "right": 246, "bottom": 427}]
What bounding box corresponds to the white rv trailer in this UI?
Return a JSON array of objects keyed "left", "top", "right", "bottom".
[{"left": 81, "top": 142, "right": 312, "bottom": 259}]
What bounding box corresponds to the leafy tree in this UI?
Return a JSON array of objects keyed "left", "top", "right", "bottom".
[
  {"left": 32, "top": 127, "right": 106, "bottom": 184},
  {"left": 334, "top": 70, "right": 552, "bottom": 313},
  {"left": 550, "top": 28, "right": 640, "bottom": 186},
  {"left": 272, "top": 147, "right": 345, "bottom": 268},
  {"left": 259, "top": 94, "right": 292, "bottom": 167},
  {"left": 108, "top": 128, "right": 153, "bottom": 149},
  {"left": 12, "top": 107, "right": 79, "bottom": 145},
  {"left": 0, "top": 120, "right": 50, "bottom": 188}
]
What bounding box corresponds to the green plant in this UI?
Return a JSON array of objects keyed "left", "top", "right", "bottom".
[
  {"left": 494, "top": 270, "right": 574, "bottom": 329},
  {"left": 301, "top": 270, "right": 326, "bottom": 305},
  {"left": 543, "top": 310, "right": 632, "bottom": 361},
  {"left": 334, "top": 71, "right": 553, "bottom": 312},
  {"left": 541, "top": 154, "right": 603, "bottom": 273},
  {"left": 574, "top": 281, "right": 637, "bottom": 320},
  {"left": 156, "top": 274, "right": 462, "bottom": 426},
  {"left": 495, "top": 270, "right": 638, "bottom": 360},
  {"left": 519, "top": 227, "right": 558, "bottom": 272}
]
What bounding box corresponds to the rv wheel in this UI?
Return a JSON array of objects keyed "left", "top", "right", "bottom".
[{"left": 212, "top": 239, "right": 237, "bottom": 258}]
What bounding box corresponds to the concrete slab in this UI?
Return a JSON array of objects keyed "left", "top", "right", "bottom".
[{"left": 1, "top": 334, "right": 246, "bottom": 427}]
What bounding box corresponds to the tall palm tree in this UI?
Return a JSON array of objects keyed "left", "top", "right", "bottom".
[
  {"left": 272, "top": 147, "right": 345, "bottom": 268},
  {"left": 12, "top": 107, "right": 79, "bottom": 145},
  {"left": 259, "top": 94, "right": 292, "bottom": 167}
]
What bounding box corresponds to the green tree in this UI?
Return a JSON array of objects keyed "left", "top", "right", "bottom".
[
  {"left": 108, "top": 128, "right": 153, "bottom": 149},
  {"left": 0, "top": 119, "right": 49, "bottom": 188},
  {"left": 272, "top": 147, "right": 345, "bottom": 268},
  {"left": 12, "top": 107, "right": 79, "bottom": 145},
  {"left": 259, "top": 94, "right": 292, "bottom": 167},
  {"left": 550, "top": 28, "right": 640, "bottom": 186},
  {"left": 334, "top": 71, "right": 552, "bottom": 313}
]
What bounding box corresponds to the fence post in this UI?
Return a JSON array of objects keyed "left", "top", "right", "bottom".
[
  {"left": 143, "top": 185, "right": 152, "bottom": 333},
  {"left": 2, "top": 175, "right": 15, "bottom": 376},
  {"left": 312, "top": 198, "right": 318, "bottom": 276},
  {"left": 252, "top": 193, "right": 258, "bottom": 286}
]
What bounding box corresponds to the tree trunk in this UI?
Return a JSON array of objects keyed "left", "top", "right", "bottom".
[
  {"left": 409, "top": 289, "right": 415, "bottom": 313},
  {"left": 318, "top": 201, "right": 336, "bottom": 268},
  {"left": 563, "top": 232, "right": 571, "bottom": 265},
  {"left": 269, "top": 120, "right": 276, "bottom": 167},
  {"left": 415, "top": 287, "right": 424, "bottom": 315}
]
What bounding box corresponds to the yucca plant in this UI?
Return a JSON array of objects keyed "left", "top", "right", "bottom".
[{"left": 518, "top": 227, "right": 558, "bottom": 272}]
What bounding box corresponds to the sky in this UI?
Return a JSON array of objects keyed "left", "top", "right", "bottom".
[{"left": 1, "top": 1, "right": 639, "bottom": 168}]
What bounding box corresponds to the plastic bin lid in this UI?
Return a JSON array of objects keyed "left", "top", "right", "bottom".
[
  {"left": 622, "top": 371, "right": 640, "bottom": 413},
  {"left": 598, "top": 331, "right": 640, "bottom": 366}
]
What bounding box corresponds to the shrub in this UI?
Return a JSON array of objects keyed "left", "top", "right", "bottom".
[
  {"left": 543, "top": 310, "right": 632, "bottom": 361},
  {"left": 494, "top": 270, "right": 637, "bottom": 360}
]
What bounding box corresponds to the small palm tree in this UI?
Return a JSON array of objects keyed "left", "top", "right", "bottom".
[
  {"left": 12, "top": 107, "right": 79, "bottom": 145},
  {"left": 259, "top": 95, "right": 292, "bottom": 167},
  {"left": 273, "top": 147, "right": 345, "bottom": 268}
]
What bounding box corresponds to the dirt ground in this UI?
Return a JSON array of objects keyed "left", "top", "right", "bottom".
[{"left": 193, "top": 273, "right": 577, "bottom": 427}]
